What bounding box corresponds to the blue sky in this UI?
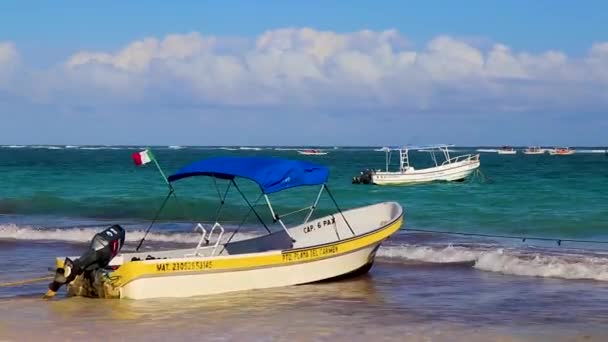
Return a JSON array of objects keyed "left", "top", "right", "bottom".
[
  {"left": 3, "top": 1, "right": 606, "bottom": 54},
  {"left": 1, "top": 1, "right": 607, "bottom": 145}
]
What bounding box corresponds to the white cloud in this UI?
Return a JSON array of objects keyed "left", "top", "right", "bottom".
[
  {"left": 587, "top": 42, "right": 608, "bottom": 82},
  {"left": 417, "top": 35, "right": 484, "bottom": 80},
  {"left": 0, "top": 42, "right": 18, "bottom": 65},
  {"left": 66, "top": 32, "right": 216, "bottom": 71},
  {"left": 0, "top": 41, "right": 19, "bottom": 85},
  {"left": 4, "top": 29, "right": 608, "bottom": 114},
  {"left": 485, "top": 44, "right": 529, "bottom": 79}
]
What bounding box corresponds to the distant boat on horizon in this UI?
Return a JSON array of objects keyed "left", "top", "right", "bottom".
[
  {"left": 523, "top": 146, "right": 546, "bottom": 155},
  {"left": 549, "top": 147, "right": 575, "bottom": 155},
  {"left": 297, "top": 149, "right": 328, "bottom": 156},
  {"left": 497, "top": 146, "right": 517, "bottom": 155}
]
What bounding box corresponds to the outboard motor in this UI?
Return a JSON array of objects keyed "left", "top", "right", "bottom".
[
  {"left": 45, "top": 224, "right": 125, "bottom": 298},
  {"left": 352, "top": 169, "right": 374, "bottom": 184}
]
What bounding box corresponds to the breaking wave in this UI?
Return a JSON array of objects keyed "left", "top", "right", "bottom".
[
  {"left": 0, "top": 145, "right": 142, "bottom": 150},
  {"left": 78, "top": 146, "right": 122, "bottom": 150},
  {"left": 5, "top": 223, "right": 608, "bottom": 282},
  {"left": 0, "top": 224, "right": 258, "bottom": 244},
  {"left": 378, "top": 244, "right": 608, "bottom": 282},
  {"left": 577, "top": 149, "right": 607, "bottom": 153},
  {"left": 30, "top": 145, "right": 63, "bottom": 150}
]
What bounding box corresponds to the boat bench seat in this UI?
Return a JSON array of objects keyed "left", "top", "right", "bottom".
[{"left": 221, "top": 231, "right": 293, "bottom": 255}]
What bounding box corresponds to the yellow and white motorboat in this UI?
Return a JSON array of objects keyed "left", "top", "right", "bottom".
[{"left": 46, "top": 157, "right": 404, "bottom": 300}]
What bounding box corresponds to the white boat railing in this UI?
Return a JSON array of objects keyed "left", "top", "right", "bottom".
[
  {"left": 186, "top": 222, "right": 225, "bottom": 257},
  {"left": 441, "top": 153, "right": 479, "bottom": 165},
  {"left": 399, "top": 149, "right": 410, "bottom": 170}
]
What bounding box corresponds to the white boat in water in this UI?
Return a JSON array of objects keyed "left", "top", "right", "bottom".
[
  {"left": 352, "top": 145, "right": 480, "bottom": 185},
  {"left": 497, "top": 146, "right": 517, "bottom": 155},
  {"left": 549, "top": 147, "right": 575, "bottom": 155},
  {"left": 45, "top": 157, "right": 403, "bottom": 300},
  {"left": 523, "top": 146, "right": 545, "bottom": 155},
  {"left": 374, "top": 147, "right": 391, "bottom": 152},
  {"left": 297, "top": 149, "right": 328, "bottom": 156}
]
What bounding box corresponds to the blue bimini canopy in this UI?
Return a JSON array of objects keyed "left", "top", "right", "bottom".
[{"left": 167, "top": 157, "right": 329, "bottom": 194}]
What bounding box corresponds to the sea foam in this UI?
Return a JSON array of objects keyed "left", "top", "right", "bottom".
[
  {"left": 577, "top": 149, "right": 607, "bottom": 153},
  {"left": 4, "top": 223, "right": 608, "bottom": 282},
  {"left": 379, "top": 244, "right": 608, "bottom": 281},
  {"left": 0, "top": 224, "right": 257, "bottom": 244}
]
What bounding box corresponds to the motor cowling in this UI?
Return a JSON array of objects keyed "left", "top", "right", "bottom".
[
  {"left": 46, "top": 224, "right": 125, "bottom": 297},
  {"left": 352, "top": 169, "right": 374, "bottom": 184}
]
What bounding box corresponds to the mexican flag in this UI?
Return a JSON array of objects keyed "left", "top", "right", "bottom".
[{"left": 132, "top": 149, "right": 154, "bottom": 166}]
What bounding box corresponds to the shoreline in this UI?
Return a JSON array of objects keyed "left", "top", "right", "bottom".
[{"left": 2, "top": 267, "right": 607, "bottom": 341}]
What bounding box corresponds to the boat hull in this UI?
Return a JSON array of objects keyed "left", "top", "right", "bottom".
[
  {"left": 371, "top": 160, "right": 479, "bottom": 185},
  {"left": 297, "top": 151, "right": 328, "bottom": 156},
  {"left": 497, "top": 150, "right": 517, "bottom": 155},
  {"left": 120, "top": 243, "right": 382, "bottom": 299},
  {"left": 549, "top": 151, "right": 575, "bottom": 155},
  {"left": 523, "top": 147, "right": 546, "bottom": 155},
  {"left": 60, "top": 203, "right": 404, "bottom": 300}
]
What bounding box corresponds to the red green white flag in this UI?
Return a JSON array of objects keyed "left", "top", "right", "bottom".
[{"left": 132, "top": 149, "right": 154, "bottom": 166}]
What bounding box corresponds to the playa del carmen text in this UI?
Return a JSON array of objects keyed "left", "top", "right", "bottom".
[{"left": 282, "top": 245, "right": 339, "bottom": 262}]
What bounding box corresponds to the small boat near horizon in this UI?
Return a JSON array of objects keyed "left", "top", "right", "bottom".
[
  {"left": 549, "top": 147, "right": 575, "bottom": 155},
  {"left": 374, "top": 147, "right": 391, "bottom": 152},
  {"left": 523, "top": 146, "right": 546, "bottom": 155},
  {"left": 353, "top": 144, "right": 480, "bottom": 185},
  {"left": 497, "top": 146, "right": 517, "bottom": 155},
  {"left": 45, "top": 157, "right": 403, "bottom": 300},
  {"left": 297, "top": 149, "right": 328, "bottom": 156}
]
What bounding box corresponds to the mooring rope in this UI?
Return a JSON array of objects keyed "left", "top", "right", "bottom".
[
  {"left": 0, "top": 276, "right": 54, "bottom": 287},
  {"left": 466, "top": 168, "right": 492, "bottom": 183},
  {"left": 402, "top": 228, "right": 608, "bottom": 246}
]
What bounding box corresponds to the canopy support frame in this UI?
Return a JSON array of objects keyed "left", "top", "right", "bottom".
[
  {"left": 324, "top": 185, "right": 356, "bottom": 236},
  {"left": 217, "top": 192, "right": 264, "bottom": 256},
  {"left": 232, "top": 179, "right": 272, "bottom": 235},
  {"left": 211, "top": 175, "right": 232, "bottom": 223},
  {"left": 304, "top": 185, "right": 325, "bottom": 224},
  {"left": 264, "top": 194, "right": 296, "bottom": 242},
  {"left": 136, "top": 188, "right": 174, "bottom": 252}
]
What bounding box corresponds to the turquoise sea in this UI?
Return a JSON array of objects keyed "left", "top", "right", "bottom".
[{"left": 1, "top": 145, "right": 608, "bottom": 340}]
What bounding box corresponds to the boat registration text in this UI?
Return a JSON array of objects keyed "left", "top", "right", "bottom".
[{"left": 155, "top": 260, "right": 214, "bottom": 272}]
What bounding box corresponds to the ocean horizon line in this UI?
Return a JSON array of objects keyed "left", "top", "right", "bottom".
[{"left": 2, "top": 144, "right": 607, "bottom": 148}]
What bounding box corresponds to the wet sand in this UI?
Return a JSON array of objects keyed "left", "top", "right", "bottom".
[{"left": 2, "top": 261, "right": 608, "bottom": 341}]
